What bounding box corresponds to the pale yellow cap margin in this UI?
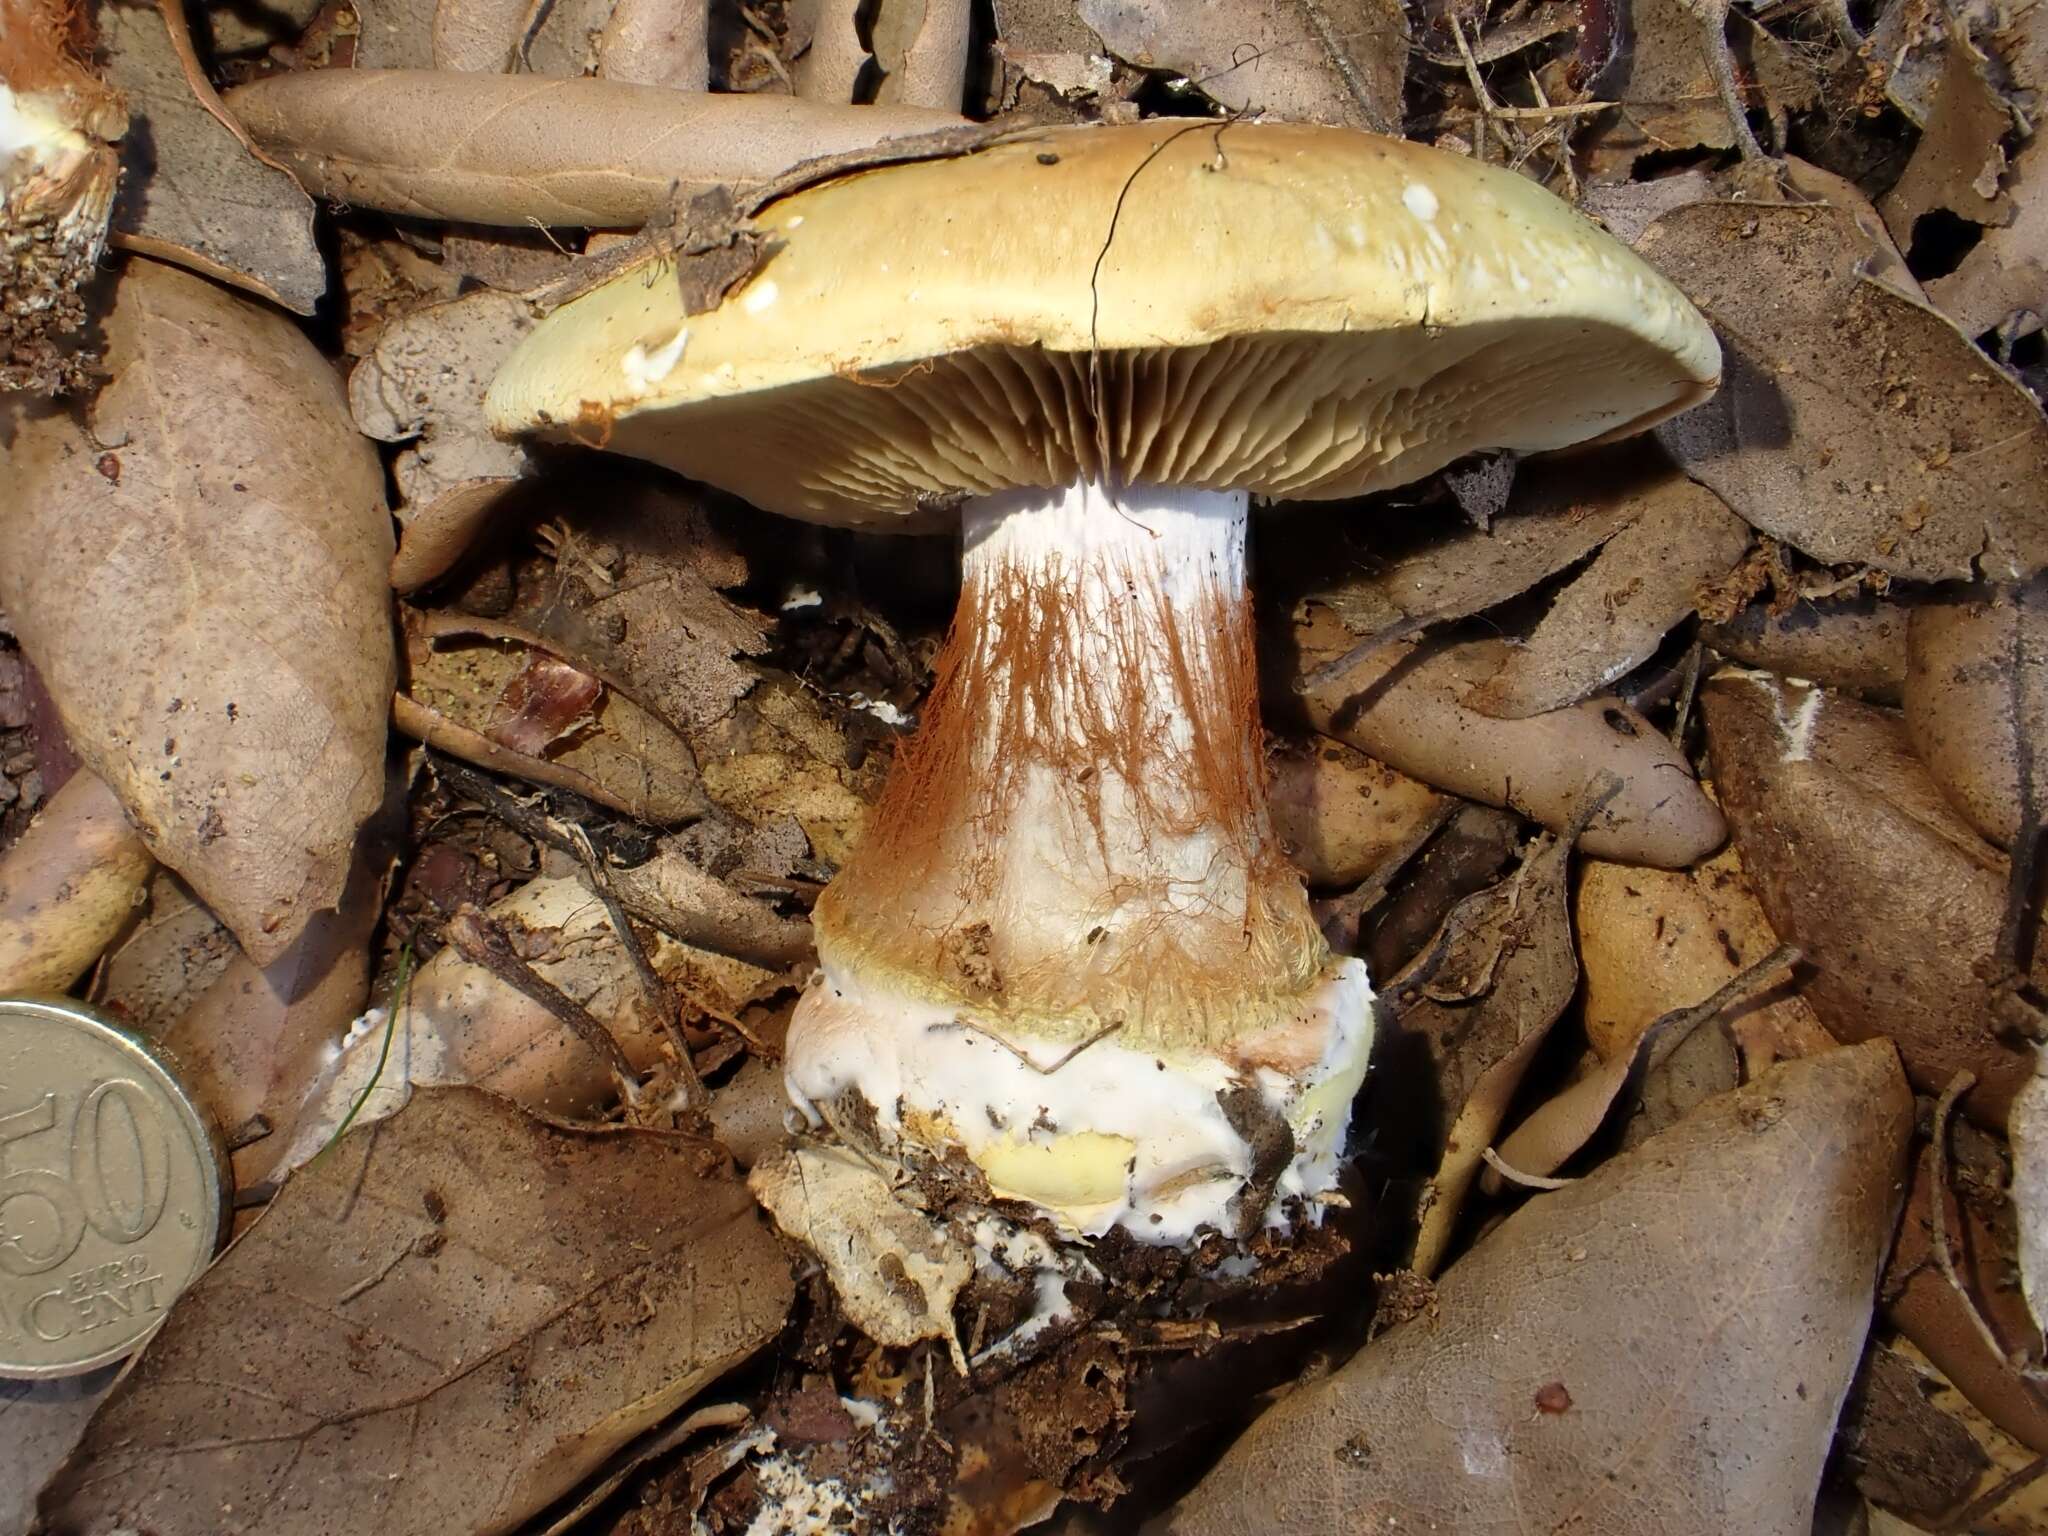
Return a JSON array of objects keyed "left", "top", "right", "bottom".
[{"left": 486, "top": 119, "right": 1721, "bottom": 531}]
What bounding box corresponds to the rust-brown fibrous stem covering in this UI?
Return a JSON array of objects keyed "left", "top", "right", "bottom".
[
  {"left": 817, "top": 484, "right": 1329, "bottom": 1051},
  {"left": 1, "top": 0, "right": 125, "bottom": 392}
]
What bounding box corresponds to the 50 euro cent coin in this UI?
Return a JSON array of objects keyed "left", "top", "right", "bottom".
[{"left": 0, "top": 997, "right": 228, "bottom": 1378}]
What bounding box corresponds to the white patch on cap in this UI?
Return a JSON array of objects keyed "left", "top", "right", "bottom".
[
  {"left": 621, "top": 323, "right": 689, "bottom": 392},
  {"left": 1403, "top": 182, "right": 1440, "bottom": 221},
  {"left": 742, "top": 279, "right": 780, "bottom": 314}
]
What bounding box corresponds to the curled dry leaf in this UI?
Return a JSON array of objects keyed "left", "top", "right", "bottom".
[
  {"left": 1702, "top": 594, "right": 1911, "bottom": 704},
  {"left": 99, "top": 0, "right": 324, "bottom": 312},
  {"left": 271, "top": 873, "right": 780, "bottom": 1172},
  {"left": 1903, "top": 578, "right": 2046, "bottom": 850},
  {"left": 162, "top": 792, "right": 399, "bottom": 1186},
  {"left": 1266, "top": 737, "right": 1449, "bottom": 887},
  {"left": 38, "top": 1088, "right": 794, "bottom": 1536},
  {"left": 349, "top": 288, "right": 537, "bottom": 593},
  {"left": 1168, "top": 1041, "right": 1914, "bottom": 1536},
  {"left": 2010, "top": 1051, "right": 2048, "bottom": 1364},
  {"left": 1487, "top": 846, "right": 1831, "bottom": 1185},
  {"left": 224, "top": 70, "right": 963, "bottom": 227},
  {"left": 750, "top": 1143, "right": 971, "bottom": 1367},
  {"left": 608, "top": 838, "right": 815, "bottom": 969},
  {"left": 0, "top": 258, "right": 396, "bottom": 966},
  {"left": 1294, "top": 605, "right": 1726, "bottom": 868},
  {"left": 0, "top": 769, "right": 153, "bottom": 993},
  {"left": 1466, "top": 464, "right": 1751, "bottom": 719},
  {"left": 1701, "top": 672, "right": 2040, "bottom": 1121},
  {"left": 1397, "top": 825, "right": 1582, "bottom": 1278},
  {"left": 1643, "top": 199, "right": 2048, "bottom": 582},
  {"left": 1877, "top": 42, "right": 2013, "bottom": 248},
  {"left": 1079, "top": 0, "right": 1408, "bottom": 134},
  {"left": 1885, "top": 1128, "right": 2048, "bottom": 1455},
  {"left": 1927, "top": 132, "right": 2047, "bottom": 340},
  {"left": 1303, "top": 452, "right": 1643, "bottom": 641},
  {"left": 1576, "top": 0, "right": 1817, "bottom": 179},
  {"left": 396, "top": 610, "right": 707, "bottom": 825}
]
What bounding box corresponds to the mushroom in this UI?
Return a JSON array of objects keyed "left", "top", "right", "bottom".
[
  {"left": 1, "top": 0, "right": 126, "bottom": 391},
  {"left": 486, "top": 121, "right": 1720, "bottom": 1244}
]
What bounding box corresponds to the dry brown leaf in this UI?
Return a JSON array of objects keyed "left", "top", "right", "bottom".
[
  {"left": 1576, "top": 843, "right": 1831, "bottom": 1067},
  {"left": 99, "top": 0, "right": 323, "bottom": 312},
  {"left": 1304, "top": 452, "right": 1644, "bottom": 641},
  {"left": 0, "top": 259, "right": 396, "bottom": 966},
  {"left": 1904, "top": 577, "right": 2046, "bottom": 850},
  {"left": 1079, "top": 0, "right": 1408, "bottom": 133},
  {"left": 1701, "top": 672, "right": 2040, "bottom": 1121},
  {"left": 224, "top": 70, "right": 963, "bottom": 226},
  {"left": 1927, "top": 132, "right": 2047, "bottom": 340},
  {"left": 1266, "top": 737, "right": 1449, "bottom": 887},
  {"left": 37, "top": 1088, "right": 793, "bottom": 1536},
  {"left": 1835, "top": 1343, "right": 1989, "bottom": 1526},
  {"left": 1878, "top": 41, "right": 2014, "bottom": 247},
  {"left": 1900, "top": 1336, "right": 2048, "bottom": 1535},
  {"left": 1702, "top": 594, "right": 1911, "bottom": 704},
  {"left": 513, "top": 484, "right": 771, "bottom": 737},
  {"left": 869, "top": 0, "right": 974, "bottom": 109},
  {"left": 1643, "top": 199, "right": 2048, "bottom": 581},
  {"left": 92, "top": 869, "right": 236, "bottom": 1036},
  {"left": 2, "top": 1370, "right": 118, "bottom": 1536},
  {"left": 349, "top": 289, "right": 537, "bottom": 593},
  {"left": 1578, "top": 0, "right": 1817, "bottom": 180},
  {"left": 608, "top": 838, "right": 815, "bottom": 969},
  {"left": 349, "top": 0, "right": 437, "bottom": 67},
  {"left": 0, "top": 769, "right": 153, "bottom": 993},
  {"left": 750, "top": 1143, "right": 970, "bottom": 1366},
  {"left": 397, "top": 610, "right": 707, "bottom": 825},
  {"left": 1168, "top": 1041, "right": 1914, "bottom": 1536},
  {"left": 1294, "top": 605, "right": 1726, "bottom": 867},
  {"left": 708, "top": 1056, "right": 793, "bottom": 1168},
  {"left": 430, "top": 0, "right": 530, "bottom": 69},
  {"left": 1466, "top": 465, "right": 1751, "bottom": 718},
  {"left": 1397, "top": 826, "right": 1581, "bottom": 1277},
  {"left": 593, "top": 0, "right": 709, "bottom": 86},
  {"left": 695, "top": 677, "right": 886, "bottom": 869}
]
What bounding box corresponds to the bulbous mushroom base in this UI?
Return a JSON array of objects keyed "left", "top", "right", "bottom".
[
  {"left": 784, "top": 479, "right": 1376, "bottom": 1243},
  {"left": 786, "top": 950, "right": 1375, "bottom": 1243}
]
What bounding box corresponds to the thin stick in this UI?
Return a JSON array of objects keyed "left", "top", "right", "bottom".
[
  {"left": 1294, "top": 612, "right": 1431, "bottom": 695},
  {"left": 446, "top": 904, "right": 645, "bottom": 1104},
  {"left": 571, "top": 825, "right": 705, "bottom": 1116},
  {"left": 1326, "top": 798, "right": 1461, "bottom": 926},
  {"left": 1927, "top": 1070, "right": 2011, "bottom": 1369},
  {"left": 1450, "top": 15, "right": 1495, "bottom": 163},
  {"left": 1669, "top": 638, "right": 1706, "bottom": 748},
  {"left": 1937, "top": 1452, "right": 2048, "bottom": 1533},
  {"left": 929, "top": 1017, "right": 1125, "bottom": 1075}
]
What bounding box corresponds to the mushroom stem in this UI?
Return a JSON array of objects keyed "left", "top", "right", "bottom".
[{"left": 787, "top": 480, "right": 1374, "bottom": 1242}]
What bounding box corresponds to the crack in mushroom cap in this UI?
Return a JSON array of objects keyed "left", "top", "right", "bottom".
[{"left": 486, "top": 120, "right": 1721, "bottom": 531}]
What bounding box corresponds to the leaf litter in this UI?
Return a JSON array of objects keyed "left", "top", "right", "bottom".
[{"left": 7, "top": 0, "right": 2048, "bottom": 1528}]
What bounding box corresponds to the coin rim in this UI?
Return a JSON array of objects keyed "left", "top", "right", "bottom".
[{"left": 0, "top": 995, "right": 232, "bottom": 1380}]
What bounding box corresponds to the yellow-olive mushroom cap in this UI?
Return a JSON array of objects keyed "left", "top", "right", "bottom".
[{"left": 485, "top": 120, "right": 1720, "bottom": 531}]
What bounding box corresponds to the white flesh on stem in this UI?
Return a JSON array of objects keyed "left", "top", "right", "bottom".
[{"left": 786, "top": 480, "right": 1375, "bottom": 1244}]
